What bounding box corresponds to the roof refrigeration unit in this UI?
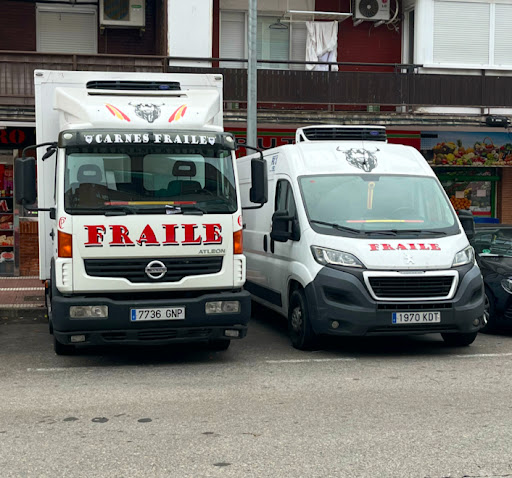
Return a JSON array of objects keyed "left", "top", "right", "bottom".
[
  {"left": 353, "top": 0, "right": 391, "bottom": 21},
  {"left": 99, "top": 0, "right": 145, "bottom": 28}
]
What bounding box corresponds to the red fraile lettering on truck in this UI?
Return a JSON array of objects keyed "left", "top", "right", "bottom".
[
  {"left": 84, "top": 224, "right": 223, "bottom": 247},
  {"left": 203, "top": 224, "right": 222, "bottom": 245},
  {"left": 369, "top": 243, "right": 441, "bottom": 251},
  {"left": 84, "top": 225, "right": 106, "bottom": 247}
]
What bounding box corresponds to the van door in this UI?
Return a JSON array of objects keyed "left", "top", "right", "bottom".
[{"left": 267, "top": 178, "right": 301, "bottom": 312}]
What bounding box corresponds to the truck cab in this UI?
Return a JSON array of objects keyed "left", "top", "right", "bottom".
[{"left": 16, "top": 70, "right": 266, "bottom": 354}]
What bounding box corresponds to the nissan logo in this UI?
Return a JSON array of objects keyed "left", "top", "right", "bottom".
[{"left": 145, "top": 260, "right": 167, "bottom": 280}]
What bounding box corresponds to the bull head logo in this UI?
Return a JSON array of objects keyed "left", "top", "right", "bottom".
[
  {"left": 84, "top": 135, "right": 93, "bottom": 144},
  {"left": 129, "top": 102, "right": 164, "bottom": 123},
  {"left": 338, "top": 147, "right": 379, "bottom": 172}
]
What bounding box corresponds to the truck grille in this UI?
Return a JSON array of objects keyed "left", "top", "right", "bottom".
[
  {"left": 84, "top": 257, "right": 223, "bottom": 283},
  {"left": 368, "top": 276, "right": 455, "bottom": 299}
]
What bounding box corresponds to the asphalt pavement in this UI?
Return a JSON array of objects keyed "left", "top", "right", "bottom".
[{"left": 1, "top": 309, "right": 512, "bottom": 478}]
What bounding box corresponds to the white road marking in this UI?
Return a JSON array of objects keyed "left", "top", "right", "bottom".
[
  {"left": 0, "top": 287, "right": 45, "bottom": 291},
  {"left": 265, "top": 358, "right": 356, "bottom": 364},
  {"left": 455, "top": 352, "right": 512, "bottom": 358}
]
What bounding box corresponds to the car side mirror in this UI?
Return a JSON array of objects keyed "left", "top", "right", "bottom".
[
  {"left": 458, "top": 209, "right": 475, "bottom": 241},
  {"left": 15, "top": 156, "right": 37, "bottom": 206}
]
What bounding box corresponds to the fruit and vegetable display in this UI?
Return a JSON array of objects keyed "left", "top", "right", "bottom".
[
  {"left": 450, "top": 195, "right": 471, "bottom": 210},
  {"left": 0, "top": 251, "right": 13, "bottom": 262},
  {"left": 0, "top": 234, "right": 13, "bottom": 246},
  {"left": 432, "top": 138, "right": 512, "bottom": 166}
]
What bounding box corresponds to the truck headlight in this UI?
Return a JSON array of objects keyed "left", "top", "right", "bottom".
[
  {"left": 70, "top": 305, "right": 108, "bottom": 319},
  {"left": 311, "top": 246, "right": 364, "bottom": 268},
  {"left": 205, "top": 301, "right": 240, "bottom": 314},
  {"left": 452, "top": 245, "right": 475, "bottom": 267}
]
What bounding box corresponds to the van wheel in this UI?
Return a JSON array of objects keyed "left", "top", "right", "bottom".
[
  {"left": 208, "top": 339, "right": 231, "bottom": 351},
  {"left": 441, "top": 331, "right": 478, "bottom": 347},
  {"left": 288, "top": 289, "right": 317, "bottom": 350},
  {"left": 53, "top": 336, "right": 75, "bottom": 356}
]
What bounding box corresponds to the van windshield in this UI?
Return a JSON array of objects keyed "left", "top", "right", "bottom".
[
  {"left": 64, "top": 145, "right": 237, "bottom": 215},
  {"left": 299, "top": 174, "right": 459, "bottom": 237}
]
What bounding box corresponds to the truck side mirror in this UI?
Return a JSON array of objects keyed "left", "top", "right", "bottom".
[
  {"left": 15, "top": 156, "right": 37, "bottom": 206},
  {"left": 458, "top": 209, "right": 475, "bottom": 241},
  {"left": 270, "top": 210, "right": 298, "bottom": 243},
  {"left": 250, "top": 157, "right": 268, "bottom": 205}
]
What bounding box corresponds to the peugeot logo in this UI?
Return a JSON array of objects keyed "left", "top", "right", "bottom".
[
  {"left": 145, "top": 260, "right": 167, "bottom": 280},
  {"left": 403, "top": 254, "right": 415, "bottom": 265}
]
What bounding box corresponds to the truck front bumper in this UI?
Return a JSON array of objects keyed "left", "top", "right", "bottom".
[{"left": 51, "top": 290, "right": 251, "bottom": 346}]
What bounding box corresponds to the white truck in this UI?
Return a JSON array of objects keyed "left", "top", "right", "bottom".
[
  {"left": 15, "top": 70, "right": 266, "bottom": 354},
  {"left": 238, "top": 125, "right": 485, "bottom": 350}
]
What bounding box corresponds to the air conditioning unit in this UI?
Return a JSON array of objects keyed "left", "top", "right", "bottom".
[
  {"left": 99, "top": 0, "right": 145, "bottom": 28},
  {"left": 354, "top": 0, "right": 390, "bottom": 21}
]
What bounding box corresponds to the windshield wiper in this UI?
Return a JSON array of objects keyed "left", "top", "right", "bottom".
[
  {"left": 369, "top": 229, "right": 447, "bottom": 236},
  {"left": 66, "top": 206, "right": 134, "bottom": 216},
  {"left": 165, "top": 204, "right": 207, "bottom": 215},
  {"left": 310, "top": 220, "right": 365, "bottom": 235}
]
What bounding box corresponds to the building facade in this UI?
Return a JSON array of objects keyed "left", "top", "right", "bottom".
[{"left": 1, "top": 0, "right": 512, "bottom": 275}]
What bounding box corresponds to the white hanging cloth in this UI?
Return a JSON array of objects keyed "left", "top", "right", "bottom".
[{"left": 305, "top": 21, "right": 339, "bottom": 71}]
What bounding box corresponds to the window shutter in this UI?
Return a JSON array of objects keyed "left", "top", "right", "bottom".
[
  {"left": 258, "top": 17, "right": 289, "bottom": 70},
  {"left": 290, "top": 22, "right": 307, "bottom": 70},
  {"left": 433, "top": 1, "right": 489, "bottom": 66},
  {"left": 37, "top": 7, "right": 97, "bottom": 54},
  {"left": 220, "top": 11, "right": 245, "bottom": 69},
  {"left": 494, "top": 4, "right": 512, "bottom": 66}
]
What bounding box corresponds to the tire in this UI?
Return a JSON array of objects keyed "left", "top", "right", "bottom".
[
  {"left": 53, "top": 335, "right": 75, "bottom": 356},
  {"left": 480, "top": 289, "right": 497, "bottom": 333},
  {"left": 288, "top": 288, "right": 318, "bottom": 350},
  {"left": 441, "top": 331, "right": 478, "bottom": 347},
  {"left": 207, "top": 339, "right": 231, "bottom": 351}
]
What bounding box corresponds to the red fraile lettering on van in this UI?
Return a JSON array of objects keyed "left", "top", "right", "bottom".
[
  {"left": 369, "top": 243, "right": 441, "bottom": 251},
  {"left": 83, "top": 224, "right": 224, "bottom": 247}
]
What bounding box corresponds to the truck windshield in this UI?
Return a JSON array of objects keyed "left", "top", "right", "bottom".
[
  {"left": 64, "top": 145, "right": 237, "bottom": 214},
  {"left": 299, "top": 174, "right": 459, "bottom": 237}
]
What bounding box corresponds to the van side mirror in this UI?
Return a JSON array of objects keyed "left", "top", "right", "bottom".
[
  {"left": 270, "top": 211, "right": 300, "bottom": 243},
  {"left": 458, "top": 209, "right": 475, "bottom": 241},
  {"left": 15, "top": 156, "right": 37, "bottom": 206},
  {"left": 250, "top": 157, "right": 268, "bottom": 205}
]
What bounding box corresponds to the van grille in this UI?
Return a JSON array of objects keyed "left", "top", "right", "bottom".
[
  {"left": 84, "top": 257, "right": 223, "bottom": 283},
  {"left": 368, "top": 276, "right": 454, "bottom": 299},
  {"left": 298, "top": 126, "right": 387, "bottom": 142}
]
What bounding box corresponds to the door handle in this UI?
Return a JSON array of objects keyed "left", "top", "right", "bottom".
[{"left": 263, "top": 234, "right": 268, "bottom": 252}]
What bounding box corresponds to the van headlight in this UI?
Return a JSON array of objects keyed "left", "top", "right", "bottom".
[
  {"left": 311, "top": 246, "right": 364, "bottom": 268},
  {"left": 452, "top": 245, "right": 475, "bottom": 267},
  {"left": 502, "top": 278, "right": 512, "bottom": 294}
]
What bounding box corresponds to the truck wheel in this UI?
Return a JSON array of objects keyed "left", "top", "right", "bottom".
[
  {"left": 288, "top": 289, "right": 317, "bottom": 350},
  {"left": 208, "top": 339, "right": 231, "bottom": 351},
  {"left": 53, "top": 336, "right": 75, "bottom": 356},
  {"left": 441, "top": 331, "right": 478, "bottom": 347}
]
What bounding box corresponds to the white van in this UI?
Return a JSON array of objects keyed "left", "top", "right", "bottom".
[{"left": 238, "top": 125, "right": 485, "bottom": 350}]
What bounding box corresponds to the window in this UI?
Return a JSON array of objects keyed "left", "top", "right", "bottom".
[
  {"left": 220, "top": 11, "right": 307, "bottom": 70},
  {"left": 432, "top": 0, "right": 512, "bottom": 68},
  {"left": 37, "top": 4, "right": 97, "bottom": 54}
]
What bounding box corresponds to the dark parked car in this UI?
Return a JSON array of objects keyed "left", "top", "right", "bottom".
[{"left": 472, "top": 224, "right": 512, "bottom": 332}]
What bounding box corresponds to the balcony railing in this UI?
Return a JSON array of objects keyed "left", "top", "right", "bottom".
[{"left": 1, "top": 51, "right": 512, "bottom": 113}]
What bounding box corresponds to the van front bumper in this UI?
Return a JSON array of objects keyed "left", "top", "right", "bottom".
[
  {"left": 51, "top": 290, "right": 250, "bottom": 346},
  {"left": 304, "top": 264, "right": 484, "bottom": 336}
]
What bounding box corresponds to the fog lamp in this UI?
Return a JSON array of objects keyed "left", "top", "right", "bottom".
[
  {"left": 225, "top": 329, "right": 240, "bottom": 337},
  {"left": 70, "top": 335, "right": 86, "bottom": 343},
  {"left": 331, "top": 321, "right": 340, "bottom": 329},
  {"left": 473, "top": 318, "right": 480, "bottom": 327}
]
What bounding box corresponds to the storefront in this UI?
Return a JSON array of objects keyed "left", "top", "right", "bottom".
[{"left": 0, "top": 126, "right": 37, "bottom": 277}]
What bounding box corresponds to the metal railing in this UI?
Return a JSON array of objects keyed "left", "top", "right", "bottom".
[{"left": 1, "top": 51, "right": 511, "bottom": 111}]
